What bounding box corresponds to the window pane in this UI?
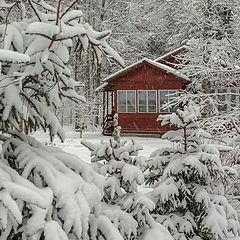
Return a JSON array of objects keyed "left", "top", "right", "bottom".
[
  {"left": 169, "top": 90, "right": 177, "bottom": 112},
  {"left": 118, "top": 91, "right": 126, "bottom": 112},
  {"left": 148, "top": 91, "right": 156, "bottom": 105},
  {"left": 127, "top": 91, "right": 135, "bottom": 105},
  {"left": 139, "top": 91, "right": 147, "bottom": 105},
  {"left": 168, "top": 91, "right": 177, "bottom": 101},
  {"left": 127, "top": 91, "right": 136, "bottom": 112},
  {"left": 160, "top": 90, "right": 168, "bottom": 112},
  {"left": 118, "top": 91, "right": 126, "bottom": 105},
  {"left": 118, "top": 106, "right": 126, "bottom": 113},
  {"left": 127, "top": 105, "right": 135, "bottom": 112},
  {"left": 218, "top": 89, "right": 227, "bottom": 112},
  {"left": 148, "top": 105, "right": 156, "bottom": 112},
  {"left": 139, "top": 90, "right": 147, "bottom": 113},
  {"left": 139, "top": 106, "right": 147, "bottom": 112},
  {"left": 148, "top": 91, "right": 156, "bottom": 112}
]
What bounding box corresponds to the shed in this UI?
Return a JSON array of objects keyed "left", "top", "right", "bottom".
[{"left": 99, "top": 55, "right": 189, "bottom": 136}]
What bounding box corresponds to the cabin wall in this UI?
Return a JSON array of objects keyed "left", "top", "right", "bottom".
[{"left": 112, "top": 64, "right": 183, "bottom": 135}]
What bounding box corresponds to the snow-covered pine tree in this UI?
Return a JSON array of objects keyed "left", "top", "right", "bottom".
[
  {"left": 0, "top": 1, "right": 128, "bottom": 239},
  {"left": 145, "top": 103, "right": 240, "bottom": 240},
  {"left": 82, "top": 115, "right": 173, "bottom": 240},
  {"left": 224, "top": 121, "right": 240, "bottom": 197},
  {"left": 0, "top": 0, "right": 124, "bottom": 141},
  {"left": 0, "top": 131, "right": 127, "bottom": 240}
]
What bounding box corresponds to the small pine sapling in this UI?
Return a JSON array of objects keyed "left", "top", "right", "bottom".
[{"left": 145, "top": 103, "right": 240, "bottom": 240}]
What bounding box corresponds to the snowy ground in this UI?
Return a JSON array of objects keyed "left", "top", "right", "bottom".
[{"left": 32, "top": 126, "right": 171, "bottom": 163}]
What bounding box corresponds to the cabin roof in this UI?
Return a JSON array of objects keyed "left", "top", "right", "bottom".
[
  {"left": 104, "top": 57, "right": 189, "bottom": 82},
  {"left": 154, "top": 45, "right": 187, "bottom": 62},
  {"left": 96, "top": 52, "right": 189, "bottom": 92}
]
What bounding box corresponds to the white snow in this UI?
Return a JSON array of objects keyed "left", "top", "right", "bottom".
[
  {"left": 142, "top": 223, "right": 174, "bottom": 240},
  {"left": 61, "top": 10, "right": 83, "bottom": 23},
  {"left": 31, "top": 128, "right": 171, "bottom": 163},
  {"left": 0, "top": 49, "right": 30, "bottom": 63},
  {"left": 26, "top": 22, "right": 60, "bottom": 38}
]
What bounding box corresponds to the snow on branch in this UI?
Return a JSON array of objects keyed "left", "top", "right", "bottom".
[
  {"left": 0, "top": 133, "right": 127, "bottom": 239},
  {"left": 0, "top": 0, "right": 124, "bottom": 140},
  {"left": 0, "top": 49, "right": 30, "bottom": 63}
]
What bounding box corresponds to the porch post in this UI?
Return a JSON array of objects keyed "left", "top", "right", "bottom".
[
  {"left": 111, "top": 91, "right": 114, "bottom": 113},
  {"left": 107, "top": 91, "right": 109, "bottom": 116},
  {"left": 103, "top": 91, "right": 105, "bottom": 125}
]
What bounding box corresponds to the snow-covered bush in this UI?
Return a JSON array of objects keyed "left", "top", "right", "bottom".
[
  {"left": 145, "top": 103, "right": 240, "bottom": 240},
  {"left": 82, "top": 134, "right": 173, "bottom": 239}
]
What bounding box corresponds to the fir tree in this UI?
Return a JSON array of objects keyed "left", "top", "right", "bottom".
[
  {"left": 82, "top": 114, "right": 173, "bottom": 240},
  {"left": 145, "top": 103, "right": 240, "bottom": 240},
  {"left": 0, "top": 131, "right": 124, "bottom": 240}
]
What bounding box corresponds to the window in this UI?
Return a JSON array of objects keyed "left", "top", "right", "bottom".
[
  {"left": 217, "top": 89, "right": 227, "bottom": 112},
  {"left": 211, "top": 88, "right": 240, "bottom": 112},
  {"left": 117, "top": 90, "right": 136, "bottom": 113},
  {"left": 159, "top": 90, "right": 178, "bottom": 113},
  {"left": 231, "top": 89, "right": 237, "bottom": 110},
  {"left": 138, "top": 90, "right": 157, "bottom": 113}
]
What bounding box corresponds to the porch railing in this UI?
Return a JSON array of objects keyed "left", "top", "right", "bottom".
[{"left": 102, "top": 114, "right": 114, "bottom": 135}]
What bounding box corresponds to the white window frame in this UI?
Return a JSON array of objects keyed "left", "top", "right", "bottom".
[
  {"left": 117, "top": 90, "right": 136, "bottom": 113},
  {"left": 159, "top": 90, "right": 178, "bottom": 113},
  {"left": 138, "top": 90, "right": 157, "bottom": 113}
]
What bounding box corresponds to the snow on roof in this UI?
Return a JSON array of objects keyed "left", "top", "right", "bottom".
[
  {"left": 95, "top": 82, "right": 108, "bottom": 92},
  {"left": 146, "top": 58, "right": 189, "bottom": 81},
  {"left": 102, "top": 58, "right": 149, "bottom": 83},
  {"left": 154, "top": 45, "right": 187, "bottom": 62},
  {"left": 102, "top": 57, "right": 189, "bottom": 83}
]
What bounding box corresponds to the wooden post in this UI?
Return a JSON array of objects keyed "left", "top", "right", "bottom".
[
  {"left": 111, "top": 91, "right": 114, "bottom": 114},
  {"left": 103, "top": 91, "right": 105, "bottom": 124},
  {"left": 107, "top": 91, "right": 109, "bottom": 116}
]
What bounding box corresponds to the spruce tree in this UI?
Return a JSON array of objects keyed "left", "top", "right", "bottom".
[
  {"left": 82, "top": 114, "right": 173, "bottom": 240},
  {"left": 145, "top": 103, "right": 240, "bottom": 240}
]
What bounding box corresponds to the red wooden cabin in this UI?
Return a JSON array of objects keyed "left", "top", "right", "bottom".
[{"left": 98, "top": 49, "right": 189, "bottom": 136}]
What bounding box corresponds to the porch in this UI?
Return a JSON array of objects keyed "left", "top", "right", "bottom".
[{"left": 102, "top": 86, "right": 115, "bottom": 136}]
